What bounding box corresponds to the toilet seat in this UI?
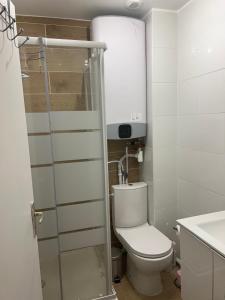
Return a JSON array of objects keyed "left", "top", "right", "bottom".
[{"left": 116, "top": 223, "right": 172, "bottom": 259}]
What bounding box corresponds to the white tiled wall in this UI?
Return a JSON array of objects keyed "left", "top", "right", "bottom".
[
  {"left": 177, "top": 0, "right": 225, "bottom": 218},
  {"left": 145, "top": 1, "right": 225, "bottom": 244},
  {"left": 144, "top": 9, "right": 178, "bottom": 240}
]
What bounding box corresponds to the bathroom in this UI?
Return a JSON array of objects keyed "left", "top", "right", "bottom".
[{"left": 1, "top": 0, "right": 225, "bottom": 299}]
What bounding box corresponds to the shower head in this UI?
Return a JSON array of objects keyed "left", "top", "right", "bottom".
[{"left": 21, "top": 73, "right": 30, "bottom": 79}]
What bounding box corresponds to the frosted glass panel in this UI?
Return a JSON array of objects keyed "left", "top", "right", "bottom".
[
  {"left": 54, "top": 161, "right": 104, "bottom": 204},
  {"left": 21, "top": 43, "right": 110, "bottom": 300},
  {"left": 52, "top": 132, "right": 102, "bottom": 161}
]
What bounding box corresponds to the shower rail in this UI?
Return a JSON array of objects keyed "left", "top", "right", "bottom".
[{"left": 18, "top": 36, "right": 107, "bottom": 50}]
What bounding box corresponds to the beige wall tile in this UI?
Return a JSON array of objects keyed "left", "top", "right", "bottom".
[
  {"left": 50, "top": 94, "right": 86, "bottom": 111},
  {"left": 128, "top": 168, "right": 139, "bottom": 183},
  {"left": 20, "top": 46, "right": 44, "bottom": 72},
  {"left": 22, "top": 72, "right": 46, "bottom": 94},
  {"left": 49, "top": 72, "right": 84, "bottom": 94},
  {"left": 46, "top": 24, "right": 89, "bottom": 40},
  {"left": 24, "top": 94, "right": 47, "bottom": 112},
  {"left": 46, "top": 48, "right": 88, "bottom": 72},
  {"left": 17, "top": 16, "right": 90, "bottom": 28},
  {"left": 17, "top": 22, "right": 46, "bottom": 37}
]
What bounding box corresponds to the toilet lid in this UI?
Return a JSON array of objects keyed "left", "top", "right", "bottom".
[{"left": 116, "top": 223, "right": 172, "bottom": 259}]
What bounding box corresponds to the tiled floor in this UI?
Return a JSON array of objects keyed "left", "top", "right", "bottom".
[{"left": 114, "top": 272, "right": 181, "bottom": 300}]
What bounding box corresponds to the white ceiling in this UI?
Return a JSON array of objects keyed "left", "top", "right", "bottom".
[{"left": 13, "top": 0, "right": 190, "bottom": 20}]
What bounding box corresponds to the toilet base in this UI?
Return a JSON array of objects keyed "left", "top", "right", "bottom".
[{"left": 126, "top": 255, "right": 163, "bottom": 296}]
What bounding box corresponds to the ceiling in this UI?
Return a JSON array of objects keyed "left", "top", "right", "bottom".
[{"left": 13, "top": 0, "right": 190, "bottom": 20}]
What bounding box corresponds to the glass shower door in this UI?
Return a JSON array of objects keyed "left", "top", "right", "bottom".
[{"left": 20, "top": 41, "right": 112, "bottom": 300}]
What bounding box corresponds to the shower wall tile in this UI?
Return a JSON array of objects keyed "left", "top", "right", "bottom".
[
  {"left": 46, "top": 24, "right": 89, "bottom": 40},
  {"left": 50, "top": 94, "right": 86, "bottom": 111},
  {"left": 36, "top": 210, "right": 58, "bottom": 239},
  {"left": 59, "top": 228, "right": 105, "bottom": 252},
  {"left": 49, "top": 72, "right": 83, "bottom": 94},
  {"left": 54, "top": 161, "right": 104, "bottom": 204},
  {"left": 16, "top": 22, "right": 46, "bottom": 37},
  {"left": 16, "top": 16, "right": 90, "bottom": 28},
  {"left": 31, "top": 166, "right": 55, "bottom": 209},
  {"left": 52, "top": 132, "right": 102, "bottom": 161},
  {"left": 20, "top": 46, "right": 43, "bottom": 72},
  {"left": 26, "top": 113, "right": 50, "bottom": 133},
  {"left": 19, "top": 16, "right": 91, "bottom": 115},
  {"left": 46, "top": 48, "right": 88, "bottom": 72},
  {"left": 50, "top": 111, "right": 100, "bottom": 131},
  {"left": 57, "top": 201, "right": 105, "bottom": 232},
  {"left": 28, "top": 135, "right": 52, "bottom": 165},
  {"left": 24, "top": 94, "right": 48, "bottom": 113},
  {"left": 22, "top": 72, "right": 46, "bottom": 94}
]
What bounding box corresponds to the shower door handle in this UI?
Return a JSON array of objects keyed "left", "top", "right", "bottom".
[
  {"left": 31, "top": 203, "right": 44, "bottom": 237},
  {"left": 34, "top": 211, "right": 44, "bottom": 224}
]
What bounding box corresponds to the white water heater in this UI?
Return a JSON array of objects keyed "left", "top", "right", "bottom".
[{"left": 91, "top": 16, "right": 146, "bottom": 139}]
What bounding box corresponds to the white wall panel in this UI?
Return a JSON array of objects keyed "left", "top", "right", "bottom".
[
  {"left": 144, "top": 10, "right": 177, "bottom": 241},
  {"left": 152, "top": 10, "right": 177, "bottom": 48},
  {"left": 52, "top": 132, "right": 102, "bottom": 161},
  {"left": 54, "top": 161, "right": 104, "bottom": 204},
  {"left": 57, "top": 201, "right": 105, "bottom": 232},
  {"left": 32, "top": 167, "right": 55, "bottom": 209},
  {"left": 59, "top": 228, "right": 105, "bottom": 252},
  {"left": 177, "top": 0, "right": 225, "bottom": 223},
  {"left": 152, "top": 83, "right": 177, "bottom": 116},
  {"left": 152, "top": 47, "right": 177, "bottom": 83},
  {"left": 178, "top": 179, "right": 225, "bottom": 218}
]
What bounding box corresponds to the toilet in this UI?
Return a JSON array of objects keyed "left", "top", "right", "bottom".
[{"left": 112, "top": 182, "right": 173, "bottom": 296}]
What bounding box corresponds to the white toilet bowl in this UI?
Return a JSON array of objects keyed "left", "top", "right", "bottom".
[
  {"left": 112, "top": 183, "right": 173, "bottom": 296},
  {"left": 115, "top": 223, "right": 173, "bottom": 296},
  {"left": 127, "top": 248, "right": 173, "bottom": 296}
]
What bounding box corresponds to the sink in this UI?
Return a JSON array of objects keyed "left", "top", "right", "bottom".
[
  {"left": 177, "top": 211, "right": 225, "bottom": 257},
  {"left": 198, "top": 219, "right": 225, "bottom": 245}
]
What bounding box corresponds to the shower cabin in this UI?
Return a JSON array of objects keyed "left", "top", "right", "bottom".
[{"left": 19, "top": 36, "right": 114, "bottom": 300}]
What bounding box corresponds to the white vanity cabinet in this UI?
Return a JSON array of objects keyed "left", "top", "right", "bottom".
[
  {"left": 180, "top": 229, "right": 213, "bottom": 300},
  {"left": 214, "top": 252, "right": 225, "bottom": 300},
  {"left": 180, "top": 227, "right": 225, "bottom": 300}
]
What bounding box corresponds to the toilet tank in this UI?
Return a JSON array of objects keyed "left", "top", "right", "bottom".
[{"left": 112, "top": 182, "right": 147, "bottom": 228}]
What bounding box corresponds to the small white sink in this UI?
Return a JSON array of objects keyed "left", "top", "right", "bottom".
[
  {"left": 177, "top": 211, "right": 225, "bottom": 257},
  {"left": 198, "top": 219, "right": 225, "bottom": 245}
]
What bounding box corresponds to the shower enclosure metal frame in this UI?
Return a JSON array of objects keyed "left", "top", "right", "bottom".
[{"left": 19, "top": 36, "right": 115, "bottom": 300}]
